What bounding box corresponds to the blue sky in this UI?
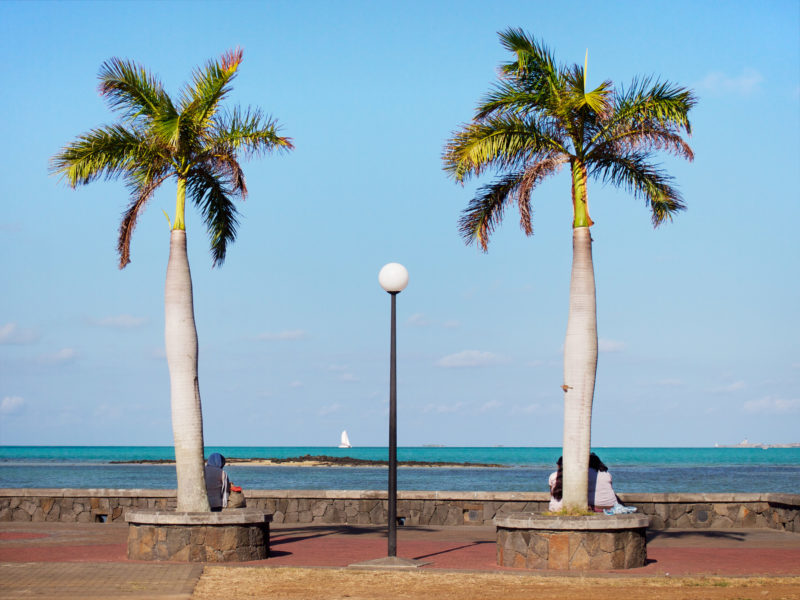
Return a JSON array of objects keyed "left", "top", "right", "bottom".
[{"left": 1, "top": 0, "right": 798, "bottom": 447}]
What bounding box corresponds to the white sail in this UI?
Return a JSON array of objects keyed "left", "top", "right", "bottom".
[{"left": 339, "top": 430, "right": 351, "bottom": 448}]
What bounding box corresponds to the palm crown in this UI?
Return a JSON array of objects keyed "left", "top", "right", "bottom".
[
  {"left": 443, "top": 28, "right": 695, "bottom": 249},
  {"left": 51, "top": 48, "right": 293, "bottom": 267}
]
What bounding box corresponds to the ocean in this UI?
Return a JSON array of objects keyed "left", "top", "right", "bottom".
[{"left": 1, "top": 446, "right": 798, "bottom": 493}]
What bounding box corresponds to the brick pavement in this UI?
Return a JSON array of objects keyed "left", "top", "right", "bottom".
[{"left": 0, "top": 521, "right": 798, "bottom": 599}]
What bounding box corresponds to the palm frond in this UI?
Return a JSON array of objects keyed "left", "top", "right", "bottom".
[
  {"left": 443, "top": 116, "right": 565, "bottom": 182},
  {"left": 117, "top": 171, "right": 171, "bottom": 268},
  {"left": 98, "top": 58, "right": 175, "bottom": 123},
  {"left": 458, "top": 172, "right": 524, "bottom": 250},
  {"left": 210, "top": 107, "right": 294, "bottom": 157},
  {"left": 590, "top": 125, "right": 694, "bottom": 162},
  {"left": 604, "top": 77, "right": 696, "bottom": 138},
  {"left": 498, "top": 28, "right": 559, "bottom": 82},
  {"left": 590, "top": 153, "right": 686, "bottom": 225},
  {"left": 179, "top": 48, "right": 243, "bottom": 131},
  {"left": 516, "top": 155, "right": 569, "bottom": 234},
  {"left": 186, "top": 168, "right": 239, "bottom": 266},
  {"left": 50, "top": 124, "right": 151, "bottom": 186}
]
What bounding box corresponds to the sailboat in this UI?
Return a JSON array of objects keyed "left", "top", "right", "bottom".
[{"left": 338, "top": 430, "right": 352, "bottom": 448}]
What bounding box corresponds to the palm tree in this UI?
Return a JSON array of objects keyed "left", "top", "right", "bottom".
[
  {"left": 443, "top": 29, "right": 694, "bottom": 511},
  {"left": 52, "top": 49, "right": 293, "bottom": 511}
]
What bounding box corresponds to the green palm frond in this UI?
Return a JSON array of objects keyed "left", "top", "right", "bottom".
[
  {"left": 605, "top": 77, "right": 696, "bottom": 137},
  {"left": 498, "top": 28, "right": 559, "bottom": 83},
  {"left": 444, "top": 116, "right": 564, "bottom": 182},
  {"left": 50, "top": 124, "right": 151, "bottom": 186},
  {"left": 589, "top": 153, "right": 685, "bottom": 225},
  {"left": 458, "top": 172, "right": 524, "bottom": 250},
  {"left": 211, "top": 107, "right": 294, "bottom": 157},
  {"left": 180, "top": 48, "right": 243, "bottom": 130},
  {"left": 186, "top": 168, "right": 239, "bottom": 266},
  {"left": 590, "top": 125, "right": 694, "bottom": 162},
  {"left": 98, "top": 58, "right": 175, "bottom": 123}
]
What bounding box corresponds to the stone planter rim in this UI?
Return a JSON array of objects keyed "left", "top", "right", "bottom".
[
  {"left": 125, "top": 508, "right": 272, "bottom": 526},
  {"left": 495, "top": 512, "right": 650, "bottom": 530}
]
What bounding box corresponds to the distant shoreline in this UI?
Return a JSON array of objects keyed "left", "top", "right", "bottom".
[{"left": 110, "top": 454, "right": 508, "bottom": 468}]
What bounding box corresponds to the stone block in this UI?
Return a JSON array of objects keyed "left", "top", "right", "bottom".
[
  {"left": 525, "top": 534, "right": 548, "bottom": 569},
  {"left": 444, "top": 506, "right": 461, "bottom": 526},
  {"left": 311, "top": 501, "right": 328, "bottom": 517},
  {"left": 368, "top": 502, "right": 385, "bottom": 524},
  {"left": 298, "top": 510, "right": 313, "bottom": 523},
  {"left": 569, "top": 537, "right": 591, "bottom": 570},
  {"left": 548, "top": 533, "right": 570, "bottom": 570},
  {"left": 0, "top": 508, "right": 11, "bottom": 521}
]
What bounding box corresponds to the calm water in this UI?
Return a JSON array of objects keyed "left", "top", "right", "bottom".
[{"left": 1, "top": 446, "right": 798, "bottom": 493}]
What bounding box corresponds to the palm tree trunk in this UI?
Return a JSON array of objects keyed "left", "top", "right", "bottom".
[
  {"left": 165, "top": 229, "right": 210, "bottom": 512},
  {"left": 561, "top": 226, "right": 598, "bottom": 510}
]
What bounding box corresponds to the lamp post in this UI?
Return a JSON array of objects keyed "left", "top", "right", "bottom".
[
  {"left": 349, "top": 264, "right": 426, "bottom": 569},
  {"left": 378, "top": 262, "right": 408, "bottom": 558}
]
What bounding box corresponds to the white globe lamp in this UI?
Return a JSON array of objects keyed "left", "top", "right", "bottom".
[{"left": 378, "top": 263, "right": 409, "bottom": 293}]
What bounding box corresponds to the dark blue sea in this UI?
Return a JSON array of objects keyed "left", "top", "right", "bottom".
[{"left": 0, "top": 446, "right": 798, "bottom": 493}]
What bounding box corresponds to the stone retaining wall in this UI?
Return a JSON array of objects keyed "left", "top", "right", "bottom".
[{"left": 1, "top": 489, "right": 797, "bottom": 532}]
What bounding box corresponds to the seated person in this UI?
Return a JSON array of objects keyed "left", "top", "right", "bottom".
[
  {"left": 548, "top": 453, "right": 635, "bottom": 514},
  {"left": 587, "top": 452, "right": 616, "bottom": 511},
  {"left": 204, "top": 452, "right": 230, "bottom": 511}
]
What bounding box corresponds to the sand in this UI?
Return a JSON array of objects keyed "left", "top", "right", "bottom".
[{"left": 192, "top": 568, "right": 800, "bottom": 600}]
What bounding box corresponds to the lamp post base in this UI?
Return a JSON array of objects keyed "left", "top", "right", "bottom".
[{"left": 349, "top": 556, "right": 431, "bottom": 569}]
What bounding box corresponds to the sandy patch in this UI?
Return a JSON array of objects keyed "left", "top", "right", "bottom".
[{"left": 192, "top": 568, "right": 800, "bottom": 600}]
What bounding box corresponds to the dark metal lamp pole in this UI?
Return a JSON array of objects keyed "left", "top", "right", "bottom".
[
  {"left": 378, "top": 262, "right": 408, "bottom": 560},
  {"left": 388, "top": 290, "right": 398, "bottom": 557}
]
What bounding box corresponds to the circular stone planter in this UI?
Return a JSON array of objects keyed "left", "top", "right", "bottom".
[
  {"left": 495, "top": 512, "right": 650, "bottom": 570},
  {"left": 126, "top": 509, "right": 271, "bottom": 562}
]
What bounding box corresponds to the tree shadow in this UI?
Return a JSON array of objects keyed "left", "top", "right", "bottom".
[
  {"left": 412, "top": 540, "right": 494, "bottom": 561},
  {"left": 270, "top": 524, "right": 437, "bottom": 546},
  {"left": 647, "top": 530, "right": 746, "bottom": 542}
]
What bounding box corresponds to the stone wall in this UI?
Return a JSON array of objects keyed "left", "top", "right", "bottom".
[
  {"left": 126, "top": 510, "right": 271, "bottom": 562},
  {"left": 1, "top": 489, "right": 797, "bottom": 532},
  {"left": 496, "top": 513, "right": 650, "bottom": 570}
]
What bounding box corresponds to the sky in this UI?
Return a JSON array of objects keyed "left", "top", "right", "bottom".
[{"left": 0, "top": 0, "right": 798, "bottom": 448}]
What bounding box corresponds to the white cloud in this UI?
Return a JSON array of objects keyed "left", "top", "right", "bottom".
[
  {"left": 257, "top": 330, "right": 309, "bottom": 341},
  {"left": 37, "top": 348, "right": 78, "bottom": 365},
  {"left": 289, "top": 380, "right": 304, "bottom": 388},
  {"left": 339, "top": 373, "right": 359, "bottom": 382},
  {"left": 407, "top": 313, "right": 431, "bottom": 327},
  {"left": 0, "top": 322, "right": 39, "bottom": 345},
  {"left": 442, "top": 320, "right": 461, "bottom": 329},
  {"left": 712, "top": 381, "right": 746, "bottom": 393},
  {"left": 423, "top": 401, "right": 466, "bottom": 414},
  {"left": 598, "top": 338, "right": 625, "bottom": 353},
  {"left": 0, "top": 396, "right": 26, "bottom": 415},
  {"left": 698, "top": 68, "right": 763, "bottom": 95},
  {"left": 436, "top": 350, "right": 504, "bottom": 368},
  {"left": 89, "top": 315, "right": 148, "bottom": 328},
  {"left": 480, "top": 400, "right": 503, "bottom": 412},
  {"left": 743, "top": 396, "right": 800, "bottom": 415},
  {"left": 318, "top": 403, "right": 341, "bottom": 416}
]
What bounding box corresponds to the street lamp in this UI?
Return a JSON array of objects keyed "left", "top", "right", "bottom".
[
  {"left": 349, "top": 264, "right": 427, "bottom": 569},
  {"left": 378, "top": 262, "right": 408, "bottom": 558}
]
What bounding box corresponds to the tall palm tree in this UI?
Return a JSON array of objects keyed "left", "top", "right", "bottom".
[
  {"left": 52, "top": 49, "right": 293, "bottom": 511},
  {"left": 443, "top": 29, "right": 695, "bottom": 511}
]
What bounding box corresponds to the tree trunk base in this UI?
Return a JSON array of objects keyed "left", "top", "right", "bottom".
[
  {"left": 126, "top": 509, "right": 271, "bottom": 562},
  {"left": 495, "top": 512, "right": 649, "bottom": 570}
]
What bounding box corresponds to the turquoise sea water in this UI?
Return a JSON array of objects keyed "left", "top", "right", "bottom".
[{"left": 1, "top": 446, "right": 798, "bottom": 493}]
